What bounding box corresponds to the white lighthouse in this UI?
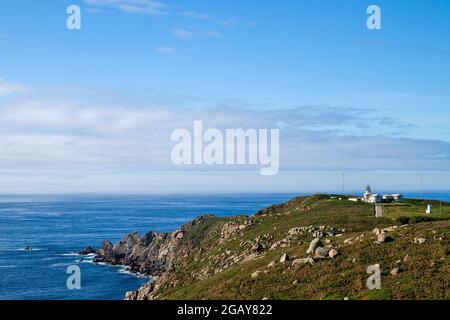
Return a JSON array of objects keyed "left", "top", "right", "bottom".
[{"left": 364, "top": 185, "right": 372, "bottom": 202}]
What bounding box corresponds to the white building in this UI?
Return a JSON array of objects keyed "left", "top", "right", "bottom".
[
  {"left": 368, "top": 194, "right": 382, "bottom": 204},
  {"left": 382, "top": 194, "right": 404, "bottom": 202},
  {"left": 363, "top": 185, "right": 373, "bottom": 202},
  {"left": 362, "top": 185, "right": 403, "bottom": 204}
]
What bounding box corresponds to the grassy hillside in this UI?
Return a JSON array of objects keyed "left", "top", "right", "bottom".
[{"left": 131, "top": 195, "right": 450, "bottom": 300}]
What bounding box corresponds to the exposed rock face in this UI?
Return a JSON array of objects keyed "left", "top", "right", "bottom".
[
  {"left": 94, "top": 215, "right": 214, "bottom": 299},
  {"left": 391, "top": 268, "right": 401, "bottom": 275},
  {"left": 314, "top": 247, "right": 330, "bottom": 259},
  {"left": 267, "top": 261, "right": 276, "bottom": 268},
  {"left": 292, "top": 257, "right": 314, "bottom": 266},
  {"left": 328, "top": 249, "right": 338, "bottom": 259},
  {"left": 78, "top": 246, "right": 96, "bottom": 255},
  {"left": 377, "top": 233, "right": 387, "bottom": 243},
  {"left": 414, "top": 237, "right": 426, "bottom": 244},
  {"left": 306, "top": 238, "right": 323, "bottom": 254},
  {"left": 280, "top": 253, "right": 289, "bottom": 263}
]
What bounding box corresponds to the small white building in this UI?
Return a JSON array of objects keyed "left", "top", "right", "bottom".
[
  {"left": 368, "top": 194, "right": 382, "bottom": 204},
  {"left": 362, "top": 185, "right": 402, "bottom": 204},
  {"left": 383, "top": 194, "right": 404, "bottom": 202},
  {"left": 426, "top": 205, "right": 432, "bottom": 214}
]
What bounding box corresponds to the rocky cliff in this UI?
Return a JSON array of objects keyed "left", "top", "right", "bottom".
[{"left": 94, "top": 215, "right": 213, "bottom": 275}]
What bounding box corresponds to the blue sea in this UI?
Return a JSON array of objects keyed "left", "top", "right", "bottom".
[{"left": 0, "top": 192, "right": 448, "bottom": 300}]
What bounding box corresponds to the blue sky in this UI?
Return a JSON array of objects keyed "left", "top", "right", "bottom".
[{"left": 0, "top": 0, "right": 450, "bottom": 193}]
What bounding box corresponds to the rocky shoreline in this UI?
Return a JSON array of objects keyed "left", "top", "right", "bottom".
[{"left": 80, "top": 215, "right": 213, "bottom": 300}]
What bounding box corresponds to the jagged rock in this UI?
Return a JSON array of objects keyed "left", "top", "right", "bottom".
[
  {"left": 306, "top": 238, "right": 323, "bottom": 254},
  {"left": 269, "top": 242, "right": 279, "bottom": 250},
  {"left": 414, "top": 237, "right": 426, "bottom": 244},
  {"left": 242, "top": 253, "right": 259, "bottom": 263},
  {"left": 251, "top": 271, "right": 262, "bottom": 279},
  {"left": 383, "top": 226, "right": 398, "bottom": 233},
  {"left": 377, "top": 233, "right": 387, "bottom": 243},
  {"left": 344, "top": 238, "right": 353, "bottom": 244},
  {"left": 78, "top": 246, "right": 96, "bottom": 255},
  {"left": 328, "top": 249, "right": 338, "bottom": 259},
  {"left": 372, "top": 228, "right": 381, "bottom": 235},
  {"left": 292, "top": 258, "right": 314, "bottom": 266},
  {"left": 391, "top": 268, "right": 401, "bottom": 275},
  {"left": 314, "top": 247, "right": 330, "bottom": 259},
  {"left": 174, "top": 231, "right": 185, "bottom": 240},
  {"left": 280, "top": 253, "right": 289, "bottom": 263},
  {"left": 267, "top": 261, "right": 276, "bottom": 268},
  {"left": 312, "top": 231, "right": 324, "bottom": 238},
  {"left": 93, "top": 215, "right": 217, "bottom": 284},
  {"left": 251, "top": 243, "right": 264, "bottom": 253},
  {"left": 288, "top": 227, "right": 302, "bottom": 236},
  {"left": 125, "top": 291, "right": 138, "bottom": 300},
  {"left": 97, "top": 240, "right": 114, "bottom": 260},
  {"left": 220, "top": 222, "right": 241, "bottom": 242}
]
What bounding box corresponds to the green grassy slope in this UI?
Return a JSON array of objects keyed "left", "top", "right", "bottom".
[{"left": 149, "top": 195, "right": 450, "bottom": 300}]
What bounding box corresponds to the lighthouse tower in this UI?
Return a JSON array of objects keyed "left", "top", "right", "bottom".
[{"left": 364, "top": 185, "right": 372, "bottom": 202}]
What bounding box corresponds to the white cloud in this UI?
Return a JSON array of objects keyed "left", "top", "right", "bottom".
[
  {"left": 1, "top": 87, "right": 449, "bottom": 173},
  {"left": 0, "top": 79, "right": 24, "bottom": 96},
  {"left": 83, "top": 0, "right": 167, "bottom": 15},
  {"left": 204, "top": 31, "right": 221, "bottom": 38},
  {"left": 180, "top": 11, "right": 209, "bottom": 20},
  {"left": 155, "top": 46, "right": 176, "bottom": 54},
  {"left": 172, "top": 28, "right": 193, "bottom": 40},
  {"left": 1, "top": 82, "right": 450, "bottom": 192},
  {"left": 219, "top": 17, "right": 237, "bottom": 28}
]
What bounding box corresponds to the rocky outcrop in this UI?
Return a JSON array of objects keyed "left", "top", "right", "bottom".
[
  {"left": 78, "top": 246, "right": 96, "bottom": 255},
  {"left": 92, "top": 215, "right": 216, "bottom": 299},
  {"left": 306, "top": 238, "right": 323, "bottom": 254}
]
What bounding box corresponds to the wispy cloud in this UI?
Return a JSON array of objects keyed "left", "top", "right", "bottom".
[
  {"left": 1, "top": 82, "right": 449, "bottom": 176},
  {"left": 83, "top": 0, "right": 168, "bottom": 15},
  {"left": 247, "top": 21, "right": 256, "bottom": 28},
  {"left": 0, "top": 79, "right": 24, "bottom": 96},
  {"left": 204, "top": 31, "right": 221, "bottom": 38},
  {"left": 171, "top": 29, "right": 221, "bottom": 40},
  {"left": 172, "top": 28, "right": 193, "bottom": 40},
  {"left": 155, "top": 45, "right": 176, "bottom": 54},
  {"left": 180, "top": 11, "right": 209, "bottom": 20},
  {"left": 219, "top": 17, "right": 237, "bottom": 28}
]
